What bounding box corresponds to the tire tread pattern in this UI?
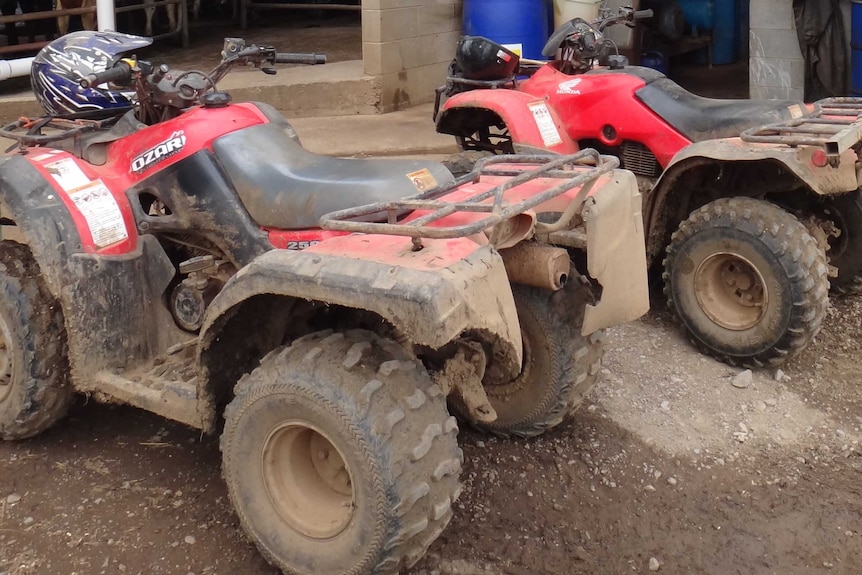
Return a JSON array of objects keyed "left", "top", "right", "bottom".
[
  {"left": 663, "top": 198, "right": 829, "bottom": 368},
  {"left": 0, "top": 241, "right": 71, "bottom": 441},
  {"left": 457, "top": 283, "right": 604, "bottom": 439},
  {"left": 221, "top": 329, "right": 461, "bottom": 575}
]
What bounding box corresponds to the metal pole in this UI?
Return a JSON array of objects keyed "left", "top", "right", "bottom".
[
  {"left": 0, "top": 57, "right": 34, "bottom": 81},
  {"left": 97, "top": 0, "right": 116, "bottom": 31}
]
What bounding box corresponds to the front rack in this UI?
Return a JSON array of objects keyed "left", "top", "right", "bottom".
[
  {"left": 0, "top": 111, "right": 127, "bottom": 152},
  {"left": 740, "top": 97, "right": 862, "bottom": 164},
  {"left": 319, "top": 150, "right": 619, "bottom": 250}
]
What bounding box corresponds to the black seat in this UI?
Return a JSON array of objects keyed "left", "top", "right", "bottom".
[
  {"left": 635, "top": 78, "right": 807, "bottom": 143},
  {"left": 213, "top": 123, "right": 454, "bottom": 230}
]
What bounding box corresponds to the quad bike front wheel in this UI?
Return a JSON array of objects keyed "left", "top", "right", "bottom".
[
  {"left": 0, "top": 241, "right": 71, "bottom": 440},
  {"left": 451, "top": 283, "right": 604, "bottom": 438},
  {"left": 221, "top": 329, "right": 462, "bottom": 575},
  {"left": 663, "top": 197, "right": 829, "bottom": 367}
]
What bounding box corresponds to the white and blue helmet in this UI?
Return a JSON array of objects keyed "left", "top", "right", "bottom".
[{"left": 31, "top": 30, "right": 152, "bottom": 116}]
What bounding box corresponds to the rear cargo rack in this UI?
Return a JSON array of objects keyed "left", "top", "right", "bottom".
[
  {"left": 740, "top": 97, "right": 862, "bottom": 164},
  {"left": 319, "top": 150, "right": 618, "bottom": 250}
]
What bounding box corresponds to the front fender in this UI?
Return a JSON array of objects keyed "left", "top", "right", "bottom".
[
  {"left": 437, "top": 90, "right": 578, "bottom": 154},
  {"left": 199, "top": 234, "right": 523, "bottom": 375}
]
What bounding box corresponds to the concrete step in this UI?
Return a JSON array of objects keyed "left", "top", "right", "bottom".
[
  {"left": 0, "top": 59, "right": 379, "bottom": 120},
  {"left": 220, "top": 60, "right": 380, "bottom": 118}
]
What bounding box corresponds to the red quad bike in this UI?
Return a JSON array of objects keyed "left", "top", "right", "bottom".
[
  {"left": 0, "top": 37, "right": 649, "bottom": 575},
  {"left": 436, "top": 7, "right": 862, "bottom": 368}
]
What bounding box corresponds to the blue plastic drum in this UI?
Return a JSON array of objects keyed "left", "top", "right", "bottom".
[
  {"left": 711, "top": 0, "right": 737, "bottom": 65},
  {"left": 853, "top": 0, "right": 862, "bottom": 95},
  {"left": 641, "top": 51, "right": 668, "bottom": 74},
  {"left": 463, "top": 0, "right": 549, "bottom": 60}
]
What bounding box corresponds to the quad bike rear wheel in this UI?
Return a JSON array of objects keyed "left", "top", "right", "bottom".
[
  {"left": 0, "top": 241, "right": 71, "bottom": 440},
  {"left": 451, "top": 283, "right": 604, "bottom": 438},
  {"left": 819, "top": 189, "right": 862, "bottom": 296},
  {"left": 221, "top": 329, "right": 462, "bottom": 575},
  {"left": 663, "top": 197, "right": 829, "bottom": 367}
]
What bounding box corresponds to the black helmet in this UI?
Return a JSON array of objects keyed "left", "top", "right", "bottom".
[
  {"left": 454, "top": 36, "right": 520, "bottom": 81},
  {"left": 31, "top": 30, "right": 152, "bottom": 116}
]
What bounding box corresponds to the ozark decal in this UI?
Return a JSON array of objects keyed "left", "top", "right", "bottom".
[{"left": 131, "top": 130, "right": 186, "bottom": 174}]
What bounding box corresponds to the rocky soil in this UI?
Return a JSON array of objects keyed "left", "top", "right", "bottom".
[{"left": 2, "top": 297, "right": 861, "bottom": 575}]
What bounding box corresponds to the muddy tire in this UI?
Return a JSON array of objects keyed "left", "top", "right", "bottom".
[
  {"left": 452, "top": 283, "right": 604, "bottom": 438},
  {"left": 221, "top": 329, "right": 462, "bottom": 575},
  {"left": 441, "top": 150, "right": 493, "bottom": 178},
  {"left": 820, "top": 190, "right": 862, "bottom": 295},
  {"left": 0, "top": 241, "right": 71, "bottom": 441},
  {"left": 663, "top": 197, "right": 829, "bottom": 367}
]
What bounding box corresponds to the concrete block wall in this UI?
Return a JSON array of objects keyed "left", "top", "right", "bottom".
[
  {"left": 749, "top": 0, "right": 804, "bottom": 100},
  {"left": 362, "top": 0, "right": 463, "bottom": 113}
]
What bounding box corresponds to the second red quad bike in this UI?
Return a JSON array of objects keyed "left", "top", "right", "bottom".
[
  {"left": 0, "top": 32, "right": 648, "bottom": 575},
  {"left": 436, "top": 7, "right": 862, "bottom": 367}
]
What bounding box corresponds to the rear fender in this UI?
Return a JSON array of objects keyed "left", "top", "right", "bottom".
[
  {"left": 197, "top": 236, "right": 523, "bottom": 429},
  {"left": 664, "top": 139, "right": 859, "bottom": 195},
  {"left": 437, "top": 90, "right": 578, "bottom": 154},
  {"left": 579, "top": 170, "right": 650, "bottom": 334}
]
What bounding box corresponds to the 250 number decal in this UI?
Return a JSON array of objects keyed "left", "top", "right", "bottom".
[{"left": 286, "top": 240, "right": 321, "bottom": 250}]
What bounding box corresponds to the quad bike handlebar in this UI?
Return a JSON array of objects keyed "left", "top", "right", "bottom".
[
  {"left": 80, "top": 59, "right": 135, "bottom": 89},
  {"left": 542, "top": 6, "right": 653, "bottom": 71},
  {"left": 275, "top": 52, "right": 327, "bottom": 65},
  {"left": 77, "top": 37, "right": 326, "bottom": 125}
]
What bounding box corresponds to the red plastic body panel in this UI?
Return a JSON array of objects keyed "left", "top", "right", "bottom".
[
  {"left": 440, "top": 89, "right": 578, "bottom": 154},
  {"left": 518, "top": 66, "right": 692, "bottom": 167},
  {"left": 26, "top": 149, "right": 139, "bottom": 256},
  {"left": 20, "top": 103, "right": 269, "bottom": 255},
  {"left": 306, "top": 233, "right": 485, "bottom": 270},
  {"left": 441, "top": 66, "right": 693, "bottom": 168}
]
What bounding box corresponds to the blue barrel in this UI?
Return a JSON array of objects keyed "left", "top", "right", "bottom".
[
  {"left": 853, "top": 0, "right": 862, "bottom": 95},
  {"left": 641, "top": 51, "right": 668, "bottom": 74},
  {"left": 677, "top": 0, "right": 714, "bottom": 31},
  {"left": 712, "top": 0, "right": 737, "bottom": 65},
  {"left": 463, "top": 0, "right": 549, "bottom": 60}
]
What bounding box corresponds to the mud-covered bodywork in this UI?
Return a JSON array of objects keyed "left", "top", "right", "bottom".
[
  {"left": 576, "top": 169, "right": 649, "bottom": 334},
  {"left": 198, "top": 236, "right": 523, "bottom": 431},
  {"left": 643, "top": 139, "right": 862, "bottom": 263},
  {"left": 0, "top": 155, "right": 186, "bottom": 376},
  {"left": 0, "top": 105, "right": 648, "bottom": 434},
  {"left": 0, "top": 147, "right": 529, "bottom": 433}
]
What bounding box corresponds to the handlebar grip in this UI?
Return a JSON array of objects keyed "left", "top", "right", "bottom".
[
  {"left": 80, "top": 62, "right": 132, "bottom": 89},
  {"left": 633, "top": 9, "right": 654, "bottom": 19},
  {"left": 275, "top": 52, "right": 327, "bottom": 65}
]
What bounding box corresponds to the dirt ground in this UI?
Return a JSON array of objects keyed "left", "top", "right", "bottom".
[{"left": 1, "top": 291, "right": 861, "bottom": 575}]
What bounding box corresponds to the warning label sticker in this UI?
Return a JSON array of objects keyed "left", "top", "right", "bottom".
[
  {"left": 528, "top": 101, "right": 563, "bottom": 147},
  {"left": 67, "top": 181, "right": 129, "bottom": 248},
  {"left": 406, "top": 168, "right": 438, "bottom": 192},
  {"left": 45, "top": 158, "right": 91, "bottom": 191}
]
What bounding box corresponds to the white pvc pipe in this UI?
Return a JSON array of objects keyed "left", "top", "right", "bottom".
[
  {"left": 0, "top": 57, "right": 34, "bottom": 81},
  {"left": 97, "top": 0, "right": 116, "bottom": 31},
  {"left": 0, "top": 0, "right": 114, "bottom": 82}
]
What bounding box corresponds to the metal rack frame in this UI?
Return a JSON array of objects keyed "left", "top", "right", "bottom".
[
  {"left": 320, "top": 150, "right": 619, "bottom": 249},
  {"left": 741, "top": 97, "right": 862, "bottom": 164}
]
